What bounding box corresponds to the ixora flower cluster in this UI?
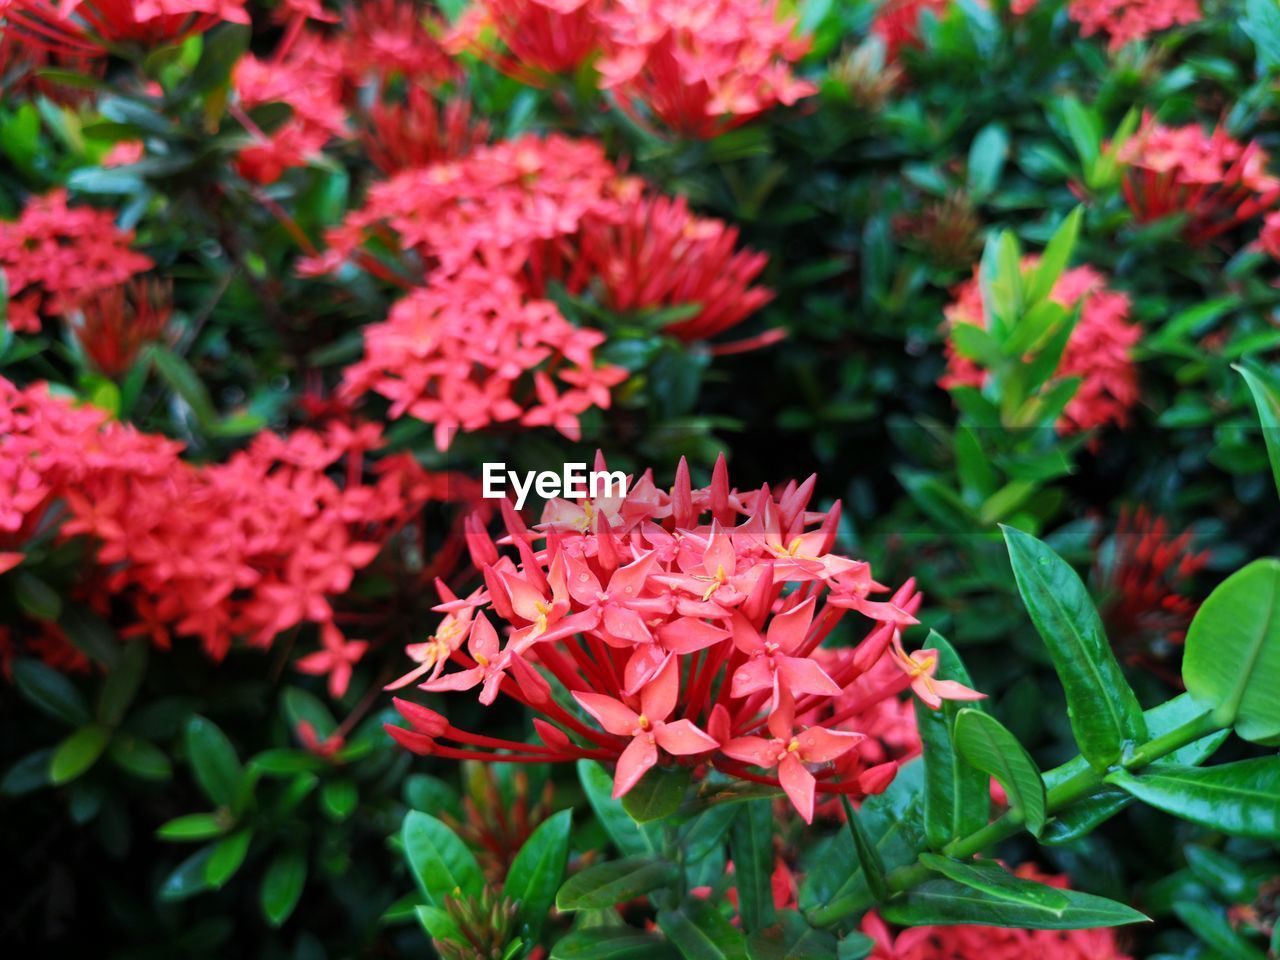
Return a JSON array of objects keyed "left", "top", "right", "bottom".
[
  {"left": 941, "top": 259, "right": 1141, "bottom": 433},
  {"left": 387, "top": 456, "right": 982, "bottom": 823},
  {"left": 449, "top": 0, "right": 815, "bottom": 138},
  {"left": 0, "top": 1, "right": 248, "bottom": 55},
  {"left": 0, "top": 377, "right": 470, "bottom": 686},
  {"left": 0, "top": 189, "right": 154, "bottom": 335},
  {"left": 310, "top": 134, "right": 773, "bottom": 449}
]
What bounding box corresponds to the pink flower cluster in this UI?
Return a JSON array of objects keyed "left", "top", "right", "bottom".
[
  {"left": 1067, "top": 0, "right": 1201, "bottom": 51},
  {"left": 386, "top": 456, "right": 983, "bottom": 823},
  {"left": 339, "top": 268, "right": 626, "bottom": 451},
  {"left": 941, "top": 259, "right": 1141, "bottom": 434},
  {"left": 307, "top": 134, "right": 774, "bottom": 447},
  {"left": 870, "top": 0, "right": 951, "bottom": 62},
  {"left": 1118, "top": 117, "right": 1280, "bottom": 245},
  {"left": 0, "top": 189, "right": 153, "bottom": 334},
  {"left": 862, "top": 864, "right": 1133, "bottom": 959},
  {"left": 448, "top": 0, "right": 605, "bottom": 80},
  {"left": 2, "top": 0, "right": 248, "bottom": 55},
  {"left": 0, "top": 377, "right": 467, "bottom": 690},
  {"left": 596, "top": 0, "right": 817, "bottom": 139}
]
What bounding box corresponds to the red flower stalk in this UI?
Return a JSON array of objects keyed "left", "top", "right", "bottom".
[
  {"left": 1097, "top": 505, "right": 1209, "bottom": 677},
  {"left": 1066, "top": 0, "right": 1201, "bottom": 51},
  {"left": 363, "top": 87, "right": 490, "bottom": 175},
  {"left": 1117, "top": 117, "right": 1280, "bottom": 245},
  {"left": 69, "top": 277, "right": 171, "bottom": 378},
  {"left": 446, "top": 0, "right": 604, "bottom": 82},
  {"left": 869, "top": 0, "right": 950, "bottom": 62},
  {"left": 596, "top": 0, "right": 817, "bottom": 139},
  {"left": 862, "top": 863, "right": 1133, "bottom": 958},
  {"left": 387, "top": 455, "right": 982, "bottom": 823},
  {"left": 940, "top": 258, "right": 1141, "bottom": 434},
  {"left": 2, "top": 0, "right": 247, "bottom": 56},
  {"left": 0, "top": 189, "right": 153, "bottom": 334},
  {"left": 339, "top": 267, "right": 627, "bottom": 451}
]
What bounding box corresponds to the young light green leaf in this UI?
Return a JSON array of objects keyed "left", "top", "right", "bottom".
[
  {"left": 156, "top": 812, "right": 227, "bottom": 842},
  {"left": 50, "top": 724, "right": 110, "bottom": 784},
  {"left": 504, "top": 809, "right": 572, "bottom": 942},
  {"left": 953, "top": 709, "right": 1045, "bottom": 835},
  {"left": 402, "top": 810, "right": 484, "bottom": 906},
  {"left": 556, "top": 857, "right": 678, "bottom": 912},
  {"left": 881, "top": 878, "right": 1149, "bottom": 929},
  {"left": 1001, "top": 525, "right": 1146, "bottom": 767},
  {"left": 1106, "top": 759, "right": 1280, "bottom": 840},
  {"left": 206, "top": 828, "right": 252, "bottom": 888},
  {"left": 1182, "top": 558, "right": 1280, "bottom": 744},
  {"left": 1026, "top": 207, "right": 1082, "bottom": 305},
  {"left": 967, "top": 123, "right": 1009, "bottom": 198}
]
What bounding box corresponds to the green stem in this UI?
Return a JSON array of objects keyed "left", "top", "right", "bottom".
[{"left": 883, "top": 708, "right": 1219, "bottom": 896}]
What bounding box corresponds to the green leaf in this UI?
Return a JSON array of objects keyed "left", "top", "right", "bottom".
[
  {"left": 1183, "top": 558, "right": 1280, "bottom": 744},
  {"left": 151, "top": 346, "right": 219, "bottom": 429},
  {"left": 320, "top": 779, "right": 358, "bottom": 821},
  {"left": 59, "top": 605, "right": 119, "bottom": 668},
  {"left": 189, "top": 23, "right": 250, "bottom": 94},
  {"left": 1026, "top": 207, "right": 1082, "bottom": 305},
  {"left": 578, "top": 760, "right": 661, "bottom": 856},
  {"left": 836, "top": 933, "right": 876, "bottom": 960},
  {"left": 881, "top": 879, "right": 1149, "bottom": 929},
  {"left": 402, "top": 810, "right": 484, "bottom": 906},
  {"left": 622, "top": 766, "right": 690, "bottom": 823},
  {"left": 50, "top": 725, "right": 110, "bottom": 784},
  {"left": 505, "top": 809, "right": 572, "bottom": 942},
  {"left": 1, "top": 749, "right": 53, "bottom": 796},
  {"left": 731, "top": 800, "right": 776, "bottom": 933},
  {"left": 967, "top": 123, "right": 1009, "bottom": 198},
  {"left": 1174, "top": 901, "right": 1269, "bottom": 960},
  {"left": 556, "top": 857, "right": 679, "bottom": 912},
  {"left": 96, "top": 640, "right": 147, "bottom": 726},
  {"left": 917, "top": 855, "right": 1068, "bottom": 913},
  {"left": 185, "top": 716, "right": 243, "bottom": 809},
  {"left": 157, "top": 812, "right": 227, "bottom": 842},
  {"left": 952, "top": 709, "right": 1045, "bottom": 834},
  {"left": 1002, "top": 525, "right": 1146, "bottom": 767},
  {"left": 915, "top": 632, "right": 988, "bottom": 848},
  {"left": 105, "top": 734, "right": 172, "bottom": 781},
  {"left": 415, "top": 904, "right": 463, "bottom": 944},
  {"left": 13, "top": 570, "right": 62, "bottom": 621},
  {"left": 13, "top": 658, "right": 90, "bottom": 726},
  {"left": 1245, "top": 0, "right": 1280, "bottom": 72},
  {"left": 261, "top": 850, "right": 307, "bottom": 927},
  {"left": 550, "top": 928, "right": 678, "bottom": 960},
  {"left": 841, "top": 796, "right": 889, "bottom": 902},
  {"left": 746, "top": 911, "right": 838, "bottom": 960},
  {"left": 657, "top": 901, "right": 749, "bottom": 960},
  {"left": 1106, "top": 759, "right": 1280, "bottom": 840},
  {"left": 159, "top": 846, "right": 215, "bottom": 902},
  {"left": 206, "top": 828, "right": 252, "bottom": 888},
  {"left": 1236, "top": 364, "right": 1280, "bottom": 501}
]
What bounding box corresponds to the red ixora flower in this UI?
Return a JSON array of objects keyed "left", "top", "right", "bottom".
[
  {"left": 862, "top": 863, "right": 1133, "bottom": 959},
  {"left": 1097, "top": 505, "right": 1209, "bottom": 680},
  {"left": 447, "top": 0, "right": 605, "bottom": 83},
  {"left": 596, "top": 0, "right": 817, "bottom": 139},
  {"left": 363, "top": 86, "right": 489, "bottom": 175},
  {"left": 69, "top": 277, "right": 171, "bottom": 378},
  {"left": 1066, "top": 0, "right": 1201, "bottom": 51},
  {"left": 940, "top": 258, "right": 1141, "bottom": 434},
  {"left": 0, "top": 189, "right": 154, "bottom": 334},
  {"left": 869, "top": 0, "right": 950, "bottom": 62},
  {"left": 1117, "top": 116, "right": 1280, "bottom": 246},
  {"left": 2, "top": 0, "right": 247, "bottom": 56},
  {"left": 386, "top": 455, "right": 982, "bottom": 823}
]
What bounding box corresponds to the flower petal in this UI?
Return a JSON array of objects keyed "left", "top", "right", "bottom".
[
  {"left": 777, "top": 655, "right": 842, "bottom": 697},
  {"left": 766, "top": 595, "right": 816, "bottom": 653},
  {"left": 797, "top": 726, "right": 864, "bottom": 763},
  {"left": 612, "top": 735, "right": 658, "bottom": 798},
  {"left": 721, "top": 736, "right": 778, "bottom": 767},
  {"left": 778, "top": 752, "right": 816, "bottom": 824},
  {"left": 574, "top": 691, "right": 639, "bottom": 736},
  {"left": 655, "top": 718, "right": 718, "bottom": 755}
]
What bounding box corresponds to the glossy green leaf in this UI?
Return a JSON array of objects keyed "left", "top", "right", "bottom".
[
  {"left": 1002, "top": 525, "right": 1146, "bottom": 767},
  {"left": 730, "top": 800, "right": 776, "bottom": 932},
  {"left": 550, "top": 928, "right": 678, "bottom": 960},
  {"left": 622, "top": 766, "right": 690, "bottom": 823},
  {"left": 1245, "top": 0, "right": 1280, "bottom": 71},
  {"left": 746, "top": 911, "right": 838, "bottom": 960},
  {"left": 320, "top": 779, "right": 357, "bottom": 821},
  {"left": 917, "top": 855, "right": 1068, "bottom": 913},
  {"left": 1174, "top": 901, "right": 1268, "bottom": 960},
  {"left": 556, "top": 857, "right": 679, "bottom": 912},
  {"left": 206, "top": 828, "right": 252, "bottom": 888},
  {"left": 1183, "top": 558, "right": 1280, "bottom": 744},
  {"left": 1236, "top": 364, "right": 1280, "bottom": 500},
  {"left": 953, "top": 709, "right": 1045, "bottom": 834},
  {"left": 836, "top": 933, "right": 876, "bottom": 960},
  {"left": 1, "top": 749, "right": 53, "bottom": 796},
  {"left": 156, "top": 812, "right": 227, "bottom": 841},
  {"left": 261, "top": 850, "right": 307, "bottom": 927},
  {"left": 50, "top": 724, "right": 110, "bottom": 784},
  {"left": 1026, "top": 207, "right": 1082, "bottom": 305},
  {"left": 657, "top": 901, "right": 748, "bottom": 960},
  {"left": 841, "top": 796, "right": 889, "bottom": 902},
  {"left": 185, "top": 716, "right": 243, "bottom": 809},
  {"left": 578, "top": 760, "right": 660, "bottom": 856},
  {"left": 505, "top": 809, "right": 572, "bottom": 942},
  {"left": 415, "top": 904, "right": 463, "bottom": 945},
  {"left": 881, "top": 878, "right": 1148, "bottom": 929},
  {"left": 96, "top": 640, "right": 147, "bottom": 726},
  {"left": 915, "top": 632, "right": 988, "bottom": 848},
  {"left": 1106, "top": 759, "right": 1280, "bottom": 839},
  {"left": 402, "top": 811, "right": 484, "bottom": 906},
  {"left": 159, "top": 846, "right": 215, "bottom": 902},
  {"left": 967, "top": 123, "right": 1009, "bottom": 198},
  {"left": 13, "top": 658, "right": 90, "bottom": 726}
]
